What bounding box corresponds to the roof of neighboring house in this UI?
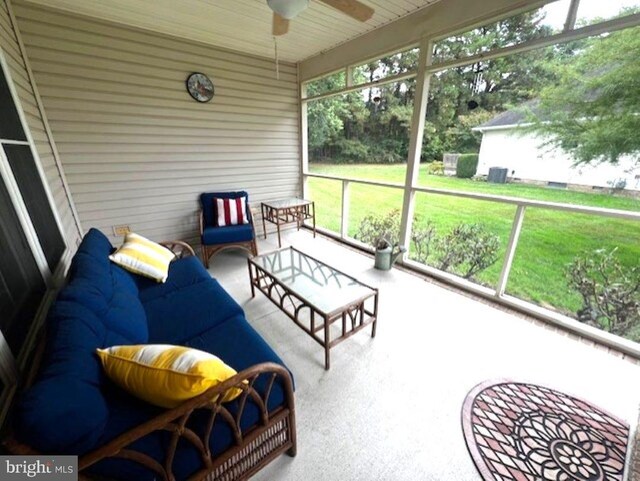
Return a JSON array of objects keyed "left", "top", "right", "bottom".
[
  {"left": 474, "top": 100, "right": 540, "bottom": 131},
  {"left": 478, "top": 109, "right": 527, "bottom": 129}
]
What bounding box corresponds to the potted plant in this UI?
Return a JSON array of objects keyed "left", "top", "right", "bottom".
[
  {"left": 356, "top": 211, "right": 407, "bottom": 271},
  {"left": 374, "top": 235, "right": 406, "bottom": 271}
]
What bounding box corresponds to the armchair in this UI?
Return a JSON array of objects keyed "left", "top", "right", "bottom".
[{"left": 199, "top": 191, "right": 258, "bottom": 267}]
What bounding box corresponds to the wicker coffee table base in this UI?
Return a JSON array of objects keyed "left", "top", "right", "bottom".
[{"left": 248, "top": 254, "right": 378, "bottom": 370}]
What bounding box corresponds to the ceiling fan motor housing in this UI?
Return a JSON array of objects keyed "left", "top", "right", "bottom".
[{"left": 267, "top": 0, "right": 310, "bottom": 20}]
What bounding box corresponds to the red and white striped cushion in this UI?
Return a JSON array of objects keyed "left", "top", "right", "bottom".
[{"left": 214, "top": 197, "right": 249, "bottom": 226}]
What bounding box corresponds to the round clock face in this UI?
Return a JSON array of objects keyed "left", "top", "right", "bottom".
[{"left": 186, "top": 73, "right": 214, "bottom": 102}]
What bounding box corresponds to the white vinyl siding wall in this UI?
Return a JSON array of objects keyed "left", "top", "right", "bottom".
[
  {"left": 0, "top": 0, "right": 80, "bottom": 251},
  {"left": 12, "top": 1, "right": 301, "bottom": 246}
]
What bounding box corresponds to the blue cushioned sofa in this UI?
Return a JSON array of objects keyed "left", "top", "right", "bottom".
[{"left": 8, "top": 228, "right": 296, "bottom": 481}]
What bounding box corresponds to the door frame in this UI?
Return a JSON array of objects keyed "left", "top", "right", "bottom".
[{"left": 0, "top": 46, "right": 70, "bottom": 422}]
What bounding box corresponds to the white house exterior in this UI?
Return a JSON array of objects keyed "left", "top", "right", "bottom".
[{"left": 474, "top": 111, "right": 640, "bottom": 192}]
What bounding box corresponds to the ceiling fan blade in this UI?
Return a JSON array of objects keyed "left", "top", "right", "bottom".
[
  {"left": 318, "top": 0, "right": 374, "bottom": 22},
  {"left": 272, "top": 12, "right": 290, "bottom": 36}
]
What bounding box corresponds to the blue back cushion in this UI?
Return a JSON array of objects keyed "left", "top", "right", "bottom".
[
  {"left": 16, "top": 301, "right": 110, "bottom": 454},
  {"left": 144, "top": 278, "right": 244, "bottom": 345},
  {"left": 200, "top": 191, "right": 249, "bottom": 228},
  {"left": 17, "top": 377, "right": 109, "bottom": 455},
  {"left": 15, "top": 228, "right": 149, "bottom": 455},
  {"left": 136, "top": 256, "right": 211, "bottom": 303},
  {"left": 68, "top": 229, "right": 147, "bottom": 343}
]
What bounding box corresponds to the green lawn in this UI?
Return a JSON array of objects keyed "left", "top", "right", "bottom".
[{"left": 307, "top": 163, "right": 640, "bottom": 322}]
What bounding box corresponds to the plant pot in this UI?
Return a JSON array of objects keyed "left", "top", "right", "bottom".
[
  {"left": 374, "top": 246, "right": 393, "bottom": 270},
  {"left": 374, "top": 245, "right": 407, "bottom": 270}
]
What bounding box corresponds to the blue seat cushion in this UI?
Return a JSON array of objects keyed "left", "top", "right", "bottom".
[
  {"left": 200, "top": 191, "right": 249, "bottom": 229},
  {"left": 89, "top": 316, "right": 291, "bottom": 481},
  {"left": 202, "top": 223, "right": 254, "bottom": 246},
  {"left": 136, "top": 256, "right": 211, "bottom": 303},
  {"left": 144, "top": 279, "right": 244, "bottom": 344},
  {"left": 86, "top": 381, "right": 166, "bottom": 481},
  {"left": 185, "top": 315, "right": 289, "bottom": 391},
  {"left": 16, "top": 377, "right": 109, "bottom": 456}
]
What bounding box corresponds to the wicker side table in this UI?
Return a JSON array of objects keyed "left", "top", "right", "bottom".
[{"left": 261, "top": 198, "right": 316, "bottom": 247}]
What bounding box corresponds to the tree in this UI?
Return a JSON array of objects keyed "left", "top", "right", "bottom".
[
  {"left": 425, "top": 9, "right": 560, "bottom": 160},
  {"left": 306, "top": 8, "right": 565, "bottom": 164},
  {"left": 527, "top": 24, "right": 640, "bottom": 165},
  {"left": 306, "top": 71, "right": 371, "bottom": 161}
]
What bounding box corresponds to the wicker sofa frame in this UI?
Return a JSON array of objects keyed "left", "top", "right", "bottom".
[
  {"left": 4, "top": 241, "right": 296, "bottom": 481},
  {"left": 7, "top": 363, "right": 297, "bottom": 481}
]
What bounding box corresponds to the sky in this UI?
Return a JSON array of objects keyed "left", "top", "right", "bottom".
[{"left": 542, "top": 0, "right": 639, "bottom": 30}]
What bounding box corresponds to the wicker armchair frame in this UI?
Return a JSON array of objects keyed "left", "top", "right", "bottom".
[
  {"left": 6, "top": 363, "right": 297, "bottom": 481},
  {"left": 159, "top": 240, "right": 197, "bottom": 259},
  {"left": 5, "top": 241, "right": 296, "bottom": 481},
  {"left": 199, "top": 207, "right": 258, "bottom": 268}
]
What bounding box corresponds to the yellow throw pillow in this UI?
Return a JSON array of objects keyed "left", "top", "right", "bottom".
[
  {"left": 109, "top": 232, "right": 175, "bottom": 283},
  {"left": 96, "top": 345, "right": 243, "bottom": 408}
]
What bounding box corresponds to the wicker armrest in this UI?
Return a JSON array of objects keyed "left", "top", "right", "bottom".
[
  {"left": 6, "top": 362, "right": 296, "bottom": 481},
  {"left": 159, "top": 240, "right": 196, "bottom": 259}
]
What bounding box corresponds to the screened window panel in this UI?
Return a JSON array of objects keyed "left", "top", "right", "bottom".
[
  {"left": 3, "top": 144, "right": 65, "bottom": 271},
  {"left": 0, "top": 177, "right": 45, "bottom": 358},
  {"left": 0, "top": 68, "right": 26, "bottom": 141}
]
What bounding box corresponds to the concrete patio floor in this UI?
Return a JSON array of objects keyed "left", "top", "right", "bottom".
[{"left": 208, "top": 228, "right": 640, "bottom": 481}]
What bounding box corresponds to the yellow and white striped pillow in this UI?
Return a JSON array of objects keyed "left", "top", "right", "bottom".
[
  {"left": 109, "top": 233, "right": 175, "bottom": 283},
  {"left": 96, "top": 345, "right": 243, "bottom": 408}
]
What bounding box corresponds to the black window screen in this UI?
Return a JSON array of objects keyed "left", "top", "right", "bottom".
[
  {"left": 0, "top": 177, "right": 45, "bottom": 358},
  {"left": 3, "top": 145, "right": 65, "bottom": 271},
  {"left": 0, "top": 67, "right": 26, "bottom": 141},
  {"left": 0, "top": 60, "right": 64, "bottom": 363}
]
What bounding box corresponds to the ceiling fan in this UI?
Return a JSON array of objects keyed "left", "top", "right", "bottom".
[{"left": 267, "top": 0, "right": 375, "bottom": 36}]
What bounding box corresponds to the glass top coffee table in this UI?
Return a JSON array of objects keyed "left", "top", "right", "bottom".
[{"left": 248, "top": 247, "right": 378, "bottom": 370}]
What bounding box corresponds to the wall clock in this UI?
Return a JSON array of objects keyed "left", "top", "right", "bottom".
[{"left": 186, "top": 72, "right": 214, "bottom": 103}]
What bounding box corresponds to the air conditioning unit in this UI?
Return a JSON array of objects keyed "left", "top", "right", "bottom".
[{"left": 488, "top": 167, "right": 508, "bottom": 184}]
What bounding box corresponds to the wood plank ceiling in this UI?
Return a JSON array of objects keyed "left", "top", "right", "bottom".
[{"left": 22, "top": 0, "right": 442, "bottom": 62}]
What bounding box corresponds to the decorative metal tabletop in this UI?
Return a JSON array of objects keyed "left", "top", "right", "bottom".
[
  {"left": 462, "top": 380, "right": 629, "bottom": 481},
  {"left": 262, "top": 198, "right": 313, "bottom": 209}
]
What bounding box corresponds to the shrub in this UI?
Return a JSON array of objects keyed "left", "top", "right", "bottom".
[
  {"left": 410, "top": 222, "right": 437, "bottom": 264},
  {"left": 566, "top": 248, "right": 640, "bottom": 340},
  {"left": 355, "top": 210, "right": 401, "bottom": 249},
  {"left": 357, "top": 212, "right": 499, "bottom": 281},
  {"left": 426, "top": 161, "right": 444, "bottom": 175},
  {"left": 436, "top": 223, "right": 500, "bottom": 279},
  {"left": 608, "top": 178, "right": 627, "bottom": 193},
  {"left": 456, "top": 153, "right": 479, "bottom": 179}
]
